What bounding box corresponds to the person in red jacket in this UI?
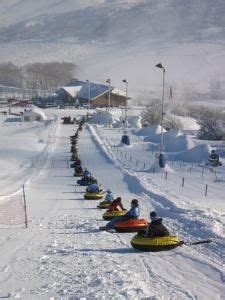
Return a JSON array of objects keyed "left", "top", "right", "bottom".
[{"left": 108, "top": 197, "right": 126, "bottom": 211}]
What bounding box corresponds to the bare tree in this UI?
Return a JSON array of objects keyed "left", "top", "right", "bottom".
[
  {"left": 24, "top": 62, "right": 76, "bottom": 90},
  {"left": 197, "top": 108, "right": 225, "bottom": 140},
  {"left": 141, "top": 99, "right": 162, "bottom": 125},
  {"left": 0, "top": 62, "right": 23, "bottom": 87}
]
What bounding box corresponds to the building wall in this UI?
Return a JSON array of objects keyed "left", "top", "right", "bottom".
[{"left": 92, "top": 94, "right": 126, "bottom": 107}]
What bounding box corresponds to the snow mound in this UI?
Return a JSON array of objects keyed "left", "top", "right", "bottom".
[
  {"left": 164, "top": 133, "right": 195, "bottom": 152},
  {"left": 165, "top": 128, "right": 183, "bottom": 137},
  {"left": 171, "top": 144, "right": 211, "bottom": 163},
  {"left": 92, "top": 110, "right": 114, "bottom": 126},
  {"left": 137, "top": 125, "right": 166, "bottom": 136},
  {"left": 148, "top": 162, "right": 175, "bottom": 174}
]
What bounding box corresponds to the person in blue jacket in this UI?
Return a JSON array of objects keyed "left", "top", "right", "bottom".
[
  {"left": 99, "top": 199, "right": 140, "bottom": 231},
  {"left": 104, "top": 189, "right": 114, "bottom": 203},
  {"left": 86, "top": 183, "right": 101, "bottom": 193}
]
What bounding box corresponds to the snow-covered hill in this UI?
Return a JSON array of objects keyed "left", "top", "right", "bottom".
[{"left": 0, "top": 109, "right": 224, "bottom": 298}]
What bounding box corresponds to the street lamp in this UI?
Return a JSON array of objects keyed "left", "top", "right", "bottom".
[
  {"left": 86, "top": 80, "right": 91, "bottom": 109},
  {"left": 155, "top": 63, "right": 166, "bottom": 168},
  {"left": 106, "top": 78, "right": 111, "bottom": 110},
  {"left": 121, "top": 79, "right": 130, "bottom": 145}
]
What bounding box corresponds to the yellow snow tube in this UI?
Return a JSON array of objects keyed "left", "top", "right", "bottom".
[
  {"left": 103, "top": 210, "right": 127, "bottom": 220},
  {"left": 84, "top": 192, "right": 103, "bottom": 200},
  {"left": 131, "top": 235, "right": 183, "bottom": 252},
  {"left": 73, "top": 172, "right": 83, "bottom": 177},
  {"left": 97, "top": 201, "right": 111, "bottom": 209}
]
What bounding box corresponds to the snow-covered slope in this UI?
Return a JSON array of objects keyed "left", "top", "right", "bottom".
[
  {"left": 0, "top": 109, "right": 224, "bottom": 298},
  {"left": 0, "top": 0, "right": 225, "bottom": 96}
]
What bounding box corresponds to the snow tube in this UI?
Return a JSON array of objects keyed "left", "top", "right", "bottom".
[
  {"left": 73, "top": 172, "right": 83, "bottom": 177},
  {"left": 103, "top": 210, "right": 127, "bottom": 220},
  {"left": 84, "top": 192, "right": 103, "bottom": 200},
  {"left": 77, "top": 179, "right": 97, "bottom": 186},
  {"left": 77, "top": 179, "right": 90, "bottom": 186},
  {"left": 130, "top": 235, "right": 183, "bottom": 252},
  {"left": 114, "top": 219, "right": 148, "bottom": 233},
  {"left": 97, "top": 201, "right": 111, "bottom": 209}
]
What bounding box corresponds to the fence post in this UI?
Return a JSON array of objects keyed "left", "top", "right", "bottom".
[
  {"left": 205, "top": 184, "right": 208, "bottom": 196},
  {"left": 165, "top": 171, "right": 168, "bottom": 180},
  {"left": 182, "top": 177, "right": 184, "bottom": 187},
  {"left": 136, "top": 160, "right": 138, "bottom": 166},
  {"left": 67, "top": 159, "right": 70, "bottom": 168},
  {"left": 201, "top": 167, "right": 204, "bottom": 177},
  {"left": 143, "top": 163, "right": 146, "bottom": 169},
  {"left": 130, "top": 156, "right": 132, "bottom": 162},
  {"left": 22, "top": 185, "right": 28, "bottom": 228}
]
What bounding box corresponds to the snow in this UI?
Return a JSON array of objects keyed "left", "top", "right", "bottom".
[
  {"left": 0, "top": 108, "right": 224, "bottom": 299},
  {"left": 92, "top": 109, "right": 114, "bottom": 126},
  {"left": 137, "top": 125, "right": 167, "bottom": 137},
  {"left": 62, "top": 86, "right": 82, "bottom": 98}
]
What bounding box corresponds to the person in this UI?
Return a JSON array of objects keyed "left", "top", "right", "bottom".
[
  {"left": 75, "top": 165, "right": 83, "bottom": 174},
  {"left": 86, "top": 183, "right": 101, "bottom": 194},
  {"left": 99, "top": 199, "right": 139, "bottom": 231},
  {"left": 104, "top": 189, "right": 114, "bottom": 203},
  {"left": 209, "top": 150, "right": 219, "bottom": 164},
  {"left": 71, "top": 159, "right": 81, "bottom": 168},
  {"left": 140, "top": 211, "right": 169, "bottom": 238},
  {"left": 83, "top": 169, "right": 91, "bottom": 178},
  {"left": 107, "top": 197, "right": 125, "bottom": 211}
]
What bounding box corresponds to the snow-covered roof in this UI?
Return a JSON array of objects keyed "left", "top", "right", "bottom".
[
  {"left": 111, "top": 88, "right": 126, "bottom": 97},
  {"left": 62, "top": 86, "right": 82, "bottom": 98},
  {"left": 57, "top": 80, "right": 128, "bottom": 101}
]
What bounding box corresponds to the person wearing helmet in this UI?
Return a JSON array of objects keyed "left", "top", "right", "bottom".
[
  {"left": 104, "top": 189, "right": 114, "bottom": 203},
  {"left": 209, "top": 150, "right": 219, "bottom": 162},
  {"left": 140, "top": 211, "right": 169, "bottom": 238},
  {"left": 99, "top": 199, "right": 140, "bottom": 231}
]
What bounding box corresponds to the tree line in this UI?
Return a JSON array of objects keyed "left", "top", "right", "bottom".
[{"left": 0, "top": 61, "right": 76, "bottom": 91}]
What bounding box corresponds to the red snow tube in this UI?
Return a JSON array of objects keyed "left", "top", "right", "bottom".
[{"left": 114, "top": 219, "right": 148, "bottom": 233}]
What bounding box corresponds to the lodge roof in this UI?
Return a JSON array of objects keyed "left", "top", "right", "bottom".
[{"left": 58, "top": 79, "right": 127, "bottom": 100}]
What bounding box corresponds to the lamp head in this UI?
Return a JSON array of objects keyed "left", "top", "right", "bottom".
[{"left": 155, "top": 63, "right": 165, "bottom": 71}]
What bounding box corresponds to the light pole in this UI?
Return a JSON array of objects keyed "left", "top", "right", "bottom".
[
  {"left": 155, "top": 63, "right": 166, "bottom": 168},
  {"left": 121, "top": 79, "right": 130, "bottom": 145},
  {"left": 123, "top": 79, "right": 128, "bottom": 131},
  {"left": 106, "top": 78, "right": 111, "bottom": 109},
  {"left": 86, "top": 80, "right": 91, "bottom": 109}
]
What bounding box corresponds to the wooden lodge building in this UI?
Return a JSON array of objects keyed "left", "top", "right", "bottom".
[{"left": 56, "top": 79, "right": 128, "bottom": 107}]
